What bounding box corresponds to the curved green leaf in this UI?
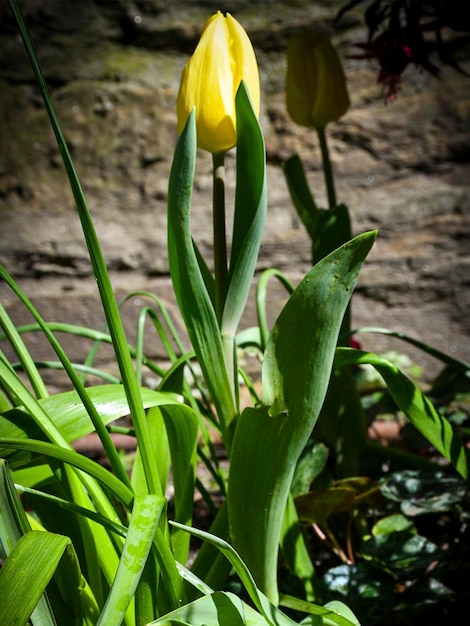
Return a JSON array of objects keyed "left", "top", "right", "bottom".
[
  {"left": 0, "top": 384, "right": 182, "bottom": 450},
  {"left": 334, "top": 347, "right": 470, "bottom": 480},
  {"left": 0, "top": 531, "right": 74, "bottom": 626},
  {"left": 150, "top": 591, "right": 272, "bottom": 626},
  {"left": 0, "top": 439, "right": 134, "bottom": 506},
  {"left": 228, "top": 231, "right": 377, "bottom": 603},
  {"left": 167, "top": 109, "right": 235, "bottom": 435},
  {"left": 222, "top": 81, "right": 267, "bottom": 338}
]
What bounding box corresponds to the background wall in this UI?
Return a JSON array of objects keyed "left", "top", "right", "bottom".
[{"left": 1, "top": 0, "right": 469, "bottom": 389}]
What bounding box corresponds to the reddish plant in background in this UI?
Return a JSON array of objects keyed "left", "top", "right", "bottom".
[{"left": 336, "top": 0, "right": 470, "bottom": 101}]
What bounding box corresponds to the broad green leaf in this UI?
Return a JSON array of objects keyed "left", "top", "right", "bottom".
[
  {"left": 228, "top": 231, "right": 376, "bottom": 603},
  {"left": 291, "top": 441, "right": 329, "bottom": 498},
  {"left": 167, "top": 109, "right": 235, "bottom": 435},
  {"left": 0, "top": 460, "right": 57, "bottom": 626},
  {"left": 295, "top": 478, "right": 379, "bottom": 525},
  {"left": 372, "top": 514, "right": 415, "bottom": 536},
  {"left": 0, "top": 531, "right": 74, "bottom": 626},
  {"left": 97, "top": 495, "right": 164, "bottom": 626},
  {"left": 334, "top": 348, "right": 470, "bottom": 479},
  {"left": 0, "top": 384, "right": 182, "bottom": 453}
]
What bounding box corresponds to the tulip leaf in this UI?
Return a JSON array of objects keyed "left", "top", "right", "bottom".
[
  {"left": 228, "top": 231, "right": 377, "bottom": 603},
  {"left": 334, "top": 348, "right": 470, "bottom": 480},
  {"left": 284, "top": 153, "right": 317, "bottom": 238},
  {"left": 167, "top": 110, "right": 235, "bottom": 434},
  {"left": 223, "top": 81, "right": 267, "bottom": 337}
]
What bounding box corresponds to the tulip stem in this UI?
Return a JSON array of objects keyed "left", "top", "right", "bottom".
[
  {"left": 317, "top": 126, "right": 337, "bottom": 210},
  {"left": 212, "top": 151, "right": 228, "bottom": 324}
]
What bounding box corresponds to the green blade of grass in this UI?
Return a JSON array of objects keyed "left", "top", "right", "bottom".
[
  {"left": 169, "top": 521, "right": 297, "bottom": 626},
  {"left": 7, "top": 0, "right": 160, "bottom": 497},
  {"left": 0, "top": 302, "right": 48, "bottom": 399},
  {"left": 0, "top": 438, "right": 134, "bottom": 507}
]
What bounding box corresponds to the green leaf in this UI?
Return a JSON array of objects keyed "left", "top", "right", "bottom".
[
  {"left": 322, "top": 564, "right": 394, "bottom": 625},
  {"left": 0, "top": 460, "right": 59, "bottom": 626},
  {"left": 279, "top": 595, "right": 360, "bottom": 626},
  {"left": 362, "top": 531, "right": 442, "bottom": 575},
  {"left": 228, "top": 231, "right": 377, "bottom": 603},
  {"left": 281, "top": 493, "right": 319, "bottom": 602},
  {"left": 167, "top": 109, "right": 235, "bottom": 435},
  {"left": 0, "top": 385, "right": 182, "bottom": 454},
  {"left": 161, "top": 405, "right": 198, "bottom": 564},
  {"left": 150, "top": 591, "right": 272, "bottom": 626},
  {"left": 283, "top": 153, "right": 317, "bottom": 239},
  {"left": 334, "top": 348, "right": 470, "bottom": 480},
  {"left": 380, "top": 469, "right": 467, "bottom": 516},
  {"left": 223, "top": 81, "right": 267, "bottom": 338},
  {"left": 97, "top": 495, "right": 164, "bottom": 626},
  {"left": 169, "top": 521, "right": 297, "bottom": 626},
  {"left": 0, "top": 531, "right": 74, "bottom": 626},
  {"left": 0, "top": 438, "right": 134, "bottom": 507}
]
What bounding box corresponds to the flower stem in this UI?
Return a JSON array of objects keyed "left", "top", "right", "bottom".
[
  {"left": 213, "top": 151, "right": 228, "bottom": 324},
  {"left": 317, "top": 126, "right": 337, "bottom": 210}
]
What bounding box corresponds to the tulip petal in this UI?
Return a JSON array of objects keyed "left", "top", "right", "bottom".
[{"left": 177, "top": 11, "right": 260, "bottom": 154}]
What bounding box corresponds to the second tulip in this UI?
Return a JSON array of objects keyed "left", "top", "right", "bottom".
[{"left": 286, "top": 30, "right": 350, "bottom": 129}]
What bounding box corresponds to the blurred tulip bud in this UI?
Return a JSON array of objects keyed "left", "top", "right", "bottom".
[
  {"left": 286, "top": 30, "right": 350, "bottom": 129},
  {"left": 177, "top": 11, "right": 260, "bottom": 154}
]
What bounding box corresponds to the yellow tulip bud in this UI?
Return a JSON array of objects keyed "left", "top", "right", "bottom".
[
  {"left": 286, "top": 30, "right": 350, "bottom": 129},
  {"left": 176, "top": 11, "right": 260, "bottom": 154}
]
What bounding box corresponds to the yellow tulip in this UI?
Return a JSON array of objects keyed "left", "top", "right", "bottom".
[
  {"left": 176, "top": 11, "right": 260, "bottom": 154},
  {"left": 286, "top": 30, "right": 350, "bottom": 129}
]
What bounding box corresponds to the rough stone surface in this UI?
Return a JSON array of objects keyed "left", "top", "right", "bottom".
[{"left": 1, "top": 0, "right": 469, "bottom": 387}]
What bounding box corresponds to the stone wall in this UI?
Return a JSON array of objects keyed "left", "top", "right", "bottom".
[{"left": 1, "top": 0, "right": 469, "bottom": 387}]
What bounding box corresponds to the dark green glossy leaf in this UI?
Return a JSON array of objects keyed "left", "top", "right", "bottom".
[
  {"left": 362, "top": 531, "right": 442, "bottom": 575},
  {"left": 380, "top": 469, "right": 467, "bottom": 516},
  {"left": 322, "top": 563, "right": 395, "bottom": 626}
]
